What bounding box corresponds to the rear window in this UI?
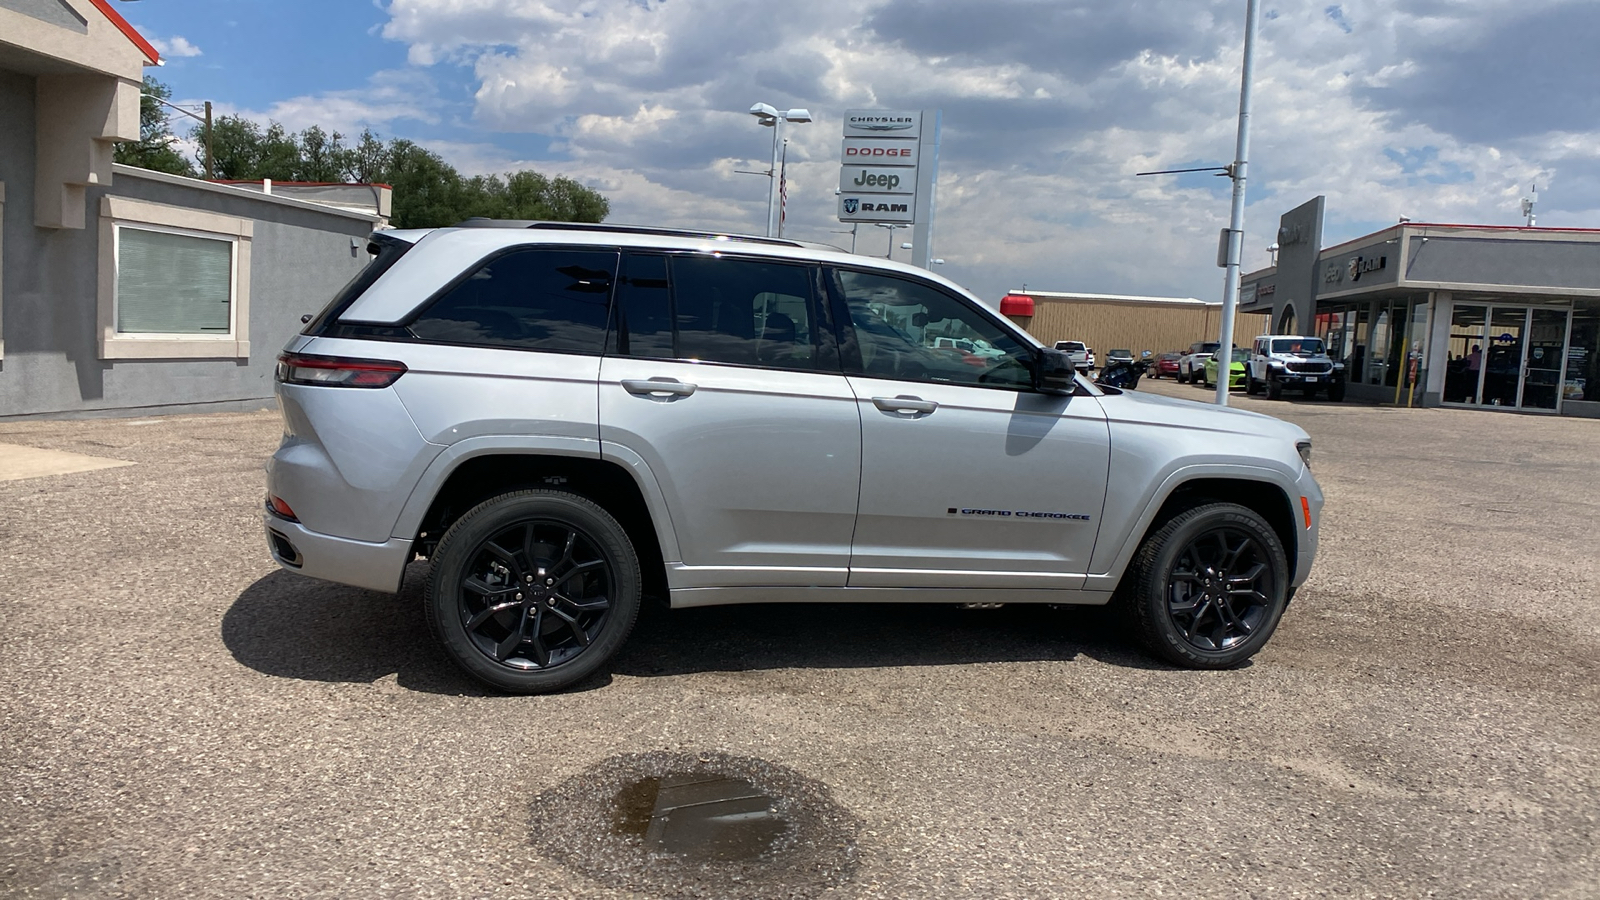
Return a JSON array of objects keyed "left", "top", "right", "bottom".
[{"left": 302, "top": 234, "right": 413, "bottom": 335}]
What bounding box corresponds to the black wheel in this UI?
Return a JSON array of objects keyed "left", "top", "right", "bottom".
[
  {"left": 1177, "top": 368, "right": 1189, "bottom": 384},
  {"left": 1267, "top": 376, "right": 1283, "bottom": 400},
  {"left": 426, "top": 490, "right": 641, "bottom": 694},
  {"left": 1116, "top": 502, "right": 1290, "bottom": 668},
  {"left": 1198, "top": 369, "right": 1209, "bottom": 388},
  {"left": 1246, "top": 372, "right": 1260, "bottom": 395},
  {"left": 1327, "top": 381, "right": 1345, "bottom": 402}
]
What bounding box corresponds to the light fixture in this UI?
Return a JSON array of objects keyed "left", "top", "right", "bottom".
[{"left": 748, "top": 103, "right": 814, "bottom": 236}]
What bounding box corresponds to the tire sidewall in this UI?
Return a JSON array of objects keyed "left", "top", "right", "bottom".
[{"left": 426, "top": 490, "right": 642, "bottom": 693}]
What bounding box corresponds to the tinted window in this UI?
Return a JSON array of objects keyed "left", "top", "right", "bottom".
[
  {"left": 409, "top": 248, "right": 617, "bottom": 353},
  {"left": 609, "top": 253, "right": 822, "bottom": 371},
  {"left": 832, "top": 268, "right": 1033, "bottom": 389},
  {"left": 610, "top": 253, "right": 674, "bottom": 358}
]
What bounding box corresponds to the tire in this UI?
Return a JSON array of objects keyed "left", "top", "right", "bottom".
[
  {"left": 1327, "top": 381, "right": 1346, "bottom": 402},
  {"left": 1246, "top": 373, "right": 1260, "bottom": 396},
  {"left": 1198, "top": 369, "right": 1209, "bottom": 388},
  {"left": 1115, "top": 502, "right": 1290, "bottom": 668},
  {"left": 426, "top": 489, "right": 642, "bottom": 694},
  {"left": 1177, "top": 368, "right": 1189, "bottom": 384},
  {"left": 1267, "top": 376, "right": 1283, "bottom": 400}
]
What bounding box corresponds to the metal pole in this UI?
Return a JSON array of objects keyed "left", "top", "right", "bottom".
[
  {"left": 203, "top": 100, "right": 214, "bottom": 180},
  {"left": 766, "top": 119, "right": 782, "bottom": 237},
  {"left": 850, "top": 223, "right": 858, "bottom": 254},
  {"left": 1214, "top": 0, "right": 1260, "bottom": 407}
]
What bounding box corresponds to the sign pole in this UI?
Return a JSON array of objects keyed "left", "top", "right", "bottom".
[
  {"left": 910, "top": 110, "right": 940, "bottom": 269},
  {"left": 1214, "top": 0, "right": 1260, "bottom": 407}
]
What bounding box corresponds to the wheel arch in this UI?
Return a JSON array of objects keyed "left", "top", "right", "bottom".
[
  {"left": 401, "top": 448, "right": 676, "bottom": 603},
  {"left": 1089, "top": 468, "right": 1301, "bottom": 592}
]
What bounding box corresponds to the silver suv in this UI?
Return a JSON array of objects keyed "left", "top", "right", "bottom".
[{"left": 265, "top": 222, "right": 1323, "bottom": 693}]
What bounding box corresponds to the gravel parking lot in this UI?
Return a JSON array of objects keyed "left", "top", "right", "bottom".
[{"left": 2, "top": 386, "right": 1596, "bottom": 899}]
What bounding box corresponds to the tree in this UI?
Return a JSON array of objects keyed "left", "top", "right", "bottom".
[
  {"left": 114, "top": 76, "right": 197, "bottom": 177},
  {"left": 184, "top": 117, "right": 610, "bottom": 227}
]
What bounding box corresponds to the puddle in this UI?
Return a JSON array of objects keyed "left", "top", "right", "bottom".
[{"left": 530, "top": 751, "right": 859, "bottom": 898}]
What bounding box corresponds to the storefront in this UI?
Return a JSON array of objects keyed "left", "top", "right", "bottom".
[{"left": 1241, "top": 199, "right": 1599, "bottom": 417}]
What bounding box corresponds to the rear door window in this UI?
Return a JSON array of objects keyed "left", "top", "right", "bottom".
[
  {"left": 608, "top": 252, "right": 831, "bottom": 372},
  {"left": 409, "top": 247, "right": 617, "bottom": 353}
]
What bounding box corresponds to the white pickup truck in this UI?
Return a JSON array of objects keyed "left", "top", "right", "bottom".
[{"left": 1053, "top": 340, "right": 1095, "bottom": 373}]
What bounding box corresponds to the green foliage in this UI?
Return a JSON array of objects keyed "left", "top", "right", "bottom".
[
  {"left": 189, "top": 119, "right": 610, "bottom": 228},
  {"left": 120, "top": 77, "right": 611, "bottom": 227},
  {"left": 113, "top": 76, "right": 197, "bottom": 177}
]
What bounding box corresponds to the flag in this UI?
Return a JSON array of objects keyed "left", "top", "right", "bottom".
[{"left": 778, "top": 139, "right": 788, "bottom": 237}]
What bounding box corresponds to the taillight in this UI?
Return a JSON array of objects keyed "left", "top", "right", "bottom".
[
  {"left": 276, "top": 353, "right": 406, "bottom": 388},
  {"left": 267, "top": 495, "right": 298, "bottom": 521}
]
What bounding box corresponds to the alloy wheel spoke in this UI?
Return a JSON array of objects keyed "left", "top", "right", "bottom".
[
  {"left": 494, "top": 607, "right": 530, "bottom": 660},
  {"left": 1227, "top": 562, "right": 1267, "bottom": 587},
  {"left": 559, "top": 530, "right": 578, "bottom": 567},
  {"left": 482, "top": 541, "right": 522, "bottom": 580},
  {"left": 1221, "top": 535, "right": 1250, "bottom": 570},
  {"left": 528, "top": 605, "right": 551, "bottom": 667},
  {"left": 464, "top": 575, "right": 519, "bottom": 601},
  {"left": 545, "top": 604, "right": 591, "bottom": 647},
  {"left": 466, "top": 599, "right": 523, "bottom": 633},
  {"left": 557, "top": 558, "right": 606, "bottom": 584},
  {"left": 1215, "top": 595, "right": 1253, "bottom": 635},
  {"left": 560, "top": 592, "right": 610, "bottom": 612}
]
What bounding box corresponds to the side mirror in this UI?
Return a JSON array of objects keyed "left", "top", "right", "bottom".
[
  {"left": 1140, "top": 350, "right": 1152, "bottom": 359},
  {"left": 910, "top": 312, "right": 929, "bottom": 327},
  {"left": 1034, "top": 347, "right": 1076, "bottom": 395}
]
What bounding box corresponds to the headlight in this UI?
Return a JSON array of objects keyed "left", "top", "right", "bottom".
[
  {"left": 1332, "top": 362, "right": 1345, "bottom": 370},
  {"left": 1297, "top": 440, "right": 1312, "bottom": 468},
  {"left": 1269, "top": 360, "right": 1286, "bottom": 369}
]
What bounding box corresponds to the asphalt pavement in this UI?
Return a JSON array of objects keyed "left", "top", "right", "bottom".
[{"left": 1, "top": 386, "right": 1595, "bottom": 899}]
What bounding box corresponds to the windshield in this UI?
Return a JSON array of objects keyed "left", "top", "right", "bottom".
[
  {"left": 1271, "top": 338, "right": 1325, "bottom": 355},
  {"left": 1216, "top": 348, "right": 1247, "bottom": 362},
  {"left": 1199, "top": 342, "right": 1221, "bottom": 354}
]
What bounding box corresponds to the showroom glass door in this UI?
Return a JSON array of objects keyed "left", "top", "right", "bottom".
[
  {"left": 1522, "top": 308, "right": 1570, "bottom": 411},
  {"left": 1448, "top": 304, "right": 1571, "bottom": 411}
]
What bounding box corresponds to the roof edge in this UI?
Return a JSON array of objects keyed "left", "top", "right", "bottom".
[
  {"left": 86, "top": 0, "right": 161, "bottom": 66},
  {"left": 112, "top": 164, "right": 384, "bottom": 223}
]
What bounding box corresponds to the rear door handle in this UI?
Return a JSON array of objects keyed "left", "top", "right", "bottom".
[
  {"left": 622, "top": 377, "right": 697, "bottom": 398},
  {"left": 872, "top": 395, "right": 938, "bottom": 414}
]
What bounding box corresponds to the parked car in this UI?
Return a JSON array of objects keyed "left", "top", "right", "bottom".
[
  {"left": 1202, "top": 347, "right": 1249, "bottom": 390},
  {"left": 1177, "top": 341, "right": 1221, "bottom": 383},
  {"left": 1246, "top": 335, "right": 1345, "bottom": 401},
  {"left": 1103, "top": 348, "right": 1135, "bottom": 367},
  {"left": 266, "top": 221, "right": 1322, "bottom": 693},
  {"left": 933, "top": 335, "right": 1006, "bottom": 359},
  {"left": 1052, "top": 340, "right": 1096, "bottom": 372},
  {"left": 1150, "top": 352, "right": 1182, "bottom": 379}
]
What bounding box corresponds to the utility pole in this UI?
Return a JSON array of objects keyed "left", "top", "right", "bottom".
[
  {"left": 1211, "top": 0, "right": 1260, "bottom": 407},
  {"left": 143, "top": 92, "right": 215, "bottom": 179},
  {"left": 203, "top": 101, "right": 214, "bottom": 181}
]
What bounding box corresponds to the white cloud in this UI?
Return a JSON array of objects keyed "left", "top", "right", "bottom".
[
  {"left": 252, "top": 0, "right": 1600, "bottom": 300},
  {"left": 140, "top": 31, "right": 203, "bottom": 59}
]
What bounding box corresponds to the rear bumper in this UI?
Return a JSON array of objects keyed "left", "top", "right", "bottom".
[{"left": 264, "top": 513, "right": 412, "bottom": 594}]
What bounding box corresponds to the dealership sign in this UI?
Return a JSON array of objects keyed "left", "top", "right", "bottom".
[
  {"left": 839, "top": 194, "right": 914, "bottom": 223},
  {"left": 841, "top": 138, "right": 919, "bottom": 166},
  {"left": 839, "top": 166, "right": 910, "bottom": 193},
  {"left": 838, "top": 109, "right": 933, "bottom": 226},
  {"left": 843, "top": 111, "right": 922, "bottom": 138}
]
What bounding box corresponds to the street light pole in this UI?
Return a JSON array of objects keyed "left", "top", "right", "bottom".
[
  {"left": 750, "top": 103, "right": 811, "bottom": 238},
  {"left": 1213, "top": 0, "right": 1260, "bottom": 407},
  {"left": 143, "top": 92, "right": 215, "bottom": 179}
]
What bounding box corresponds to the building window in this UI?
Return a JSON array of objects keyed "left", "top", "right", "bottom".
[
  {"left": 116, "top": 227, "right": 234, "bottom": 334},
  {"left": 98, "top": 196, "right": 253, "bottom": 359}
]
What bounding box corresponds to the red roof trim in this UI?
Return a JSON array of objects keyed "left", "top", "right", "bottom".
[{"left": 86, "top": 0, "right": 162, "bottom": 66}]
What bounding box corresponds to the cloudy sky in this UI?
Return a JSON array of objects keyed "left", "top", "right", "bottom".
[{"left": 128, "top": 0, "right": 1599, "bottom": 303}]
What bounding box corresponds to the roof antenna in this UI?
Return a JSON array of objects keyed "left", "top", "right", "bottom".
[{"left": 1521, "top": 183, "right": 1537, "bottom": 227}]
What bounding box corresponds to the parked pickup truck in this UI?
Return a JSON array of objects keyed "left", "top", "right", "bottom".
[{"left": 1053, "top": 340, "right": 1095, "bottom": 372}]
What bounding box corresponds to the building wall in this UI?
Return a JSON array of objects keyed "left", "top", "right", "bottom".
[
  {"left": 1025, "top": 298, "right": 1270, "bottom": 356},
  {"left": 0, "top": 74, "right": 375, "bottom": 417}
]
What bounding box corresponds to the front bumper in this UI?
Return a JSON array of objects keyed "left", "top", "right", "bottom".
[
  {"left": 1274, "top": 369, "right": 1342, "bottom": 386},
  {"left": 264, "top": 513, "right": 413, "bottom": 594}
]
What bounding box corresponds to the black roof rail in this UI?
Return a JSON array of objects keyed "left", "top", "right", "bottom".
[{"left": 451, "top": 218, "right": 807, "bottom": 248}]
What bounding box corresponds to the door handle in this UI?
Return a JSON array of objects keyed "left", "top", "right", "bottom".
[
  {"left": 872, "top": 395, "right": 938, "bottom": 414},
  {"left": 622, "top": 378, "right": 697, "bottom": 398}
]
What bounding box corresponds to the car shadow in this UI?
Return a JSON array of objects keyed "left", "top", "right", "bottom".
[{"left": 222, "top": 566, "right": 1173, "bottom": 695}]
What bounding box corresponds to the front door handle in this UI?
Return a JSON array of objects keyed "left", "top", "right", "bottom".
[
  {"left": 872, "top": 395, "right": 938, "bottom": 415},
  {"left": 622, "top": 378, "right": 697, "bottom": 398}
]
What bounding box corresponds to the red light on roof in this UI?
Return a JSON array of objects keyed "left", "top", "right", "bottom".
[{"left": 999, "top": 294, "right": 1035, "bottom": 317}]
